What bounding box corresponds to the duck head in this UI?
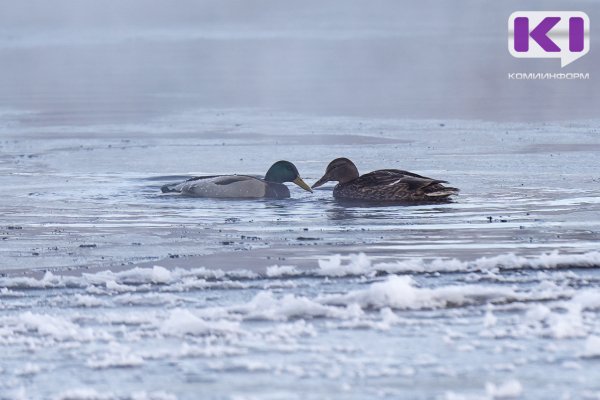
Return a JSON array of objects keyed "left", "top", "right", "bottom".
[
  {"left": 312, "top": 158, "right": 359, "bottom": 188},
  {"left": 265, "top": 161, "right": 313, "bottom": 193}
]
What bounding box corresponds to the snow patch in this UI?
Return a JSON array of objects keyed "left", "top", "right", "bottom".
[
  {"left": 581, "top": 336, "right": 600, "bottom": 358},
  {"left": 160, "top": 308, "right": 240, "bottom": 336},
  {"left": 321, "top": 275, "right": 516, "bottom": 310},
  {"left": 20, "top": 312, "right": 94, "bottom": 341},
  {"left": 361, "top": 250, "right": 600, "bottom": 275},
  {"left": 265, "top": 265, "right": 301, "bottom": 277},
  {"left": 485, "top": 379, "right": 523, "bottom": 399},
  {"left": 73, "top": 294, "right": 106, "bottom": 308},
  {"left": 86, "top": 343, "right": 144, "bottom": 369},
  {"left": 52, "top": 389, "right": 176, "bottom": 400},
  {"left": 317, "top": 253, "right": 372, "bottom": 277},
  {"left": 234, "top": 291, "right": 364, "bottom": 320},
  {"left": 52, "top": 388, "right": 114, "bottom": 400}
]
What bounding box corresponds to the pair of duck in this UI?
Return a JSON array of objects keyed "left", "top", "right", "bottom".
[{"left": 161, "top": 158, "right": 459, "bottom": 202}]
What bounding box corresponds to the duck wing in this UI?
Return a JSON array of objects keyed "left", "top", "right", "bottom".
[
  {"left": 337, "top": 169, "right": 458, "bottom": 201},
  {"left": 371, "top": 169, "right": 443, "bottom": 181},
  {"left": 357, "top": 170, "right": 447, "bottom": 190},
  {"left": 160, "top": 175, "right": 221, "bottom": 193},
  {"left": 163, "top": 175, "right": 272, "bottom": 198},
  {"left": 213, "top": 176, "right": 255, "bottom": 185}
]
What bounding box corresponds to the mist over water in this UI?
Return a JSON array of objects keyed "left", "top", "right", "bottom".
[
  {"left": 1, "top": 0, "right": 599, "bottom": 124},
  {"left": 1, "top": 1, "right": 600, "bottom": 400}
]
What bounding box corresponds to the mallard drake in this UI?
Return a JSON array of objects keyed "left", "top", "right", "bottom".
[
  {"left": 161, "top": 160, "right": 312, "bottom": 199},
  {"left": 312, "top": 158, "right": 459, "bottom": 202}
]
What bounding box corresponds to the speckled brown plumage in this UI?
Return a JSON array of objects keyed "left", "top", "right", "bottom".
[{"left": 312, "top": 158, "right": 459, "bottom": 203}]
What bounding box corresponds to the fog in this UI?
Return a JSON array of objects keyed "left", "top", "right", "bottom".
[{"left": 1, "top": 0, "right": 598, "bottom": 125}]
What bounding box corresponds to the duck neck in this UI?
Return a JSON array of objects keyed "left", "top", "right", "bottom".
[{"left": 338, "top": 164, "right": 359, "bottom": 183}]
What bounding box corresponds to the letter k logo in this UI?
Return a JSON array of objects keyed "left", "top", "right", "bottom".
[
  {"left": 514, "top": 17, "right": 561, "bottom": 52},
  {"left": 508, "top": 12, "right": 590, "bottom": 67}
]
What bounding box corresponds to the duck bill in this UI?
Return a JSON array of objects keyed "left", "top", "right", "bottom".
[
  {"left": 311, "top": 174, "right": 330, "bottom": 189},
  {"left": 293, "top": 176, "right": 313, "bottom": 193}
]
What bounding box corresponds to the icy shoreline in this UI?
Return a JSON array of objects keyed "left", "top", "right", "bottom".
[{"left": 2, "top": 250, "right": 600, "bottom": 399}]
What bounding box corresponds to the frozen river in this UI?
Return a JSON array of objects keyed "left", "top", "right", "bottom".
[
  {"left": 1, "top": 0, "right": 600, "bottom": 399},
  {"left": 1, "top": 110, "right": 599, "bottom": 400}
]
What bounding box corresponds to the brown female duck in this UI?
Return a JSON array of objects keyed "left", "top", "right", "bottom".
[{"left": 312, "top": 158, "right": 459, "bottom": 202}]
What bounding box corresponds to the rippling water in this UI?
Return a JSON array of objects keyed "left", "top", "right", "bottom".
[
  {"left": 1, "top": 108, "right": 600, "bottom": 399},
  {"left": 2, "top": 0, "right": 600, "bottom": 397},
  {"left": 2, "top": 113, "right": 599, "bottom": 273}
]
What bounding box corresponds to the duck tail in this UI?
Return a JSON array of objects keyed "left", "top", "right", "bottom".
[
  {"left": 161, "top": 183, "right": 180, "bottom": 193},
  {"left": 424, "top": 187, "right": 460, "bottom": 198}
]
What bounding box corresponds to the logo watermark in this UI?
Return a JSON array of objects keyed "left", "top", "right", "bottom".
[
  {"left": 507, "top": 72, "right": 589, "bottom": 80},
  {"left": 508, "top": 11, "right": 590, "bottom": 67}
]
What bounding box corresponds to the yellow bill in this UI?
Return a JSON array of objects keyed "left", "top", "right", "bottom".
[{"left": 293, "top": 176, "right": 313, "bottom": 193}]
